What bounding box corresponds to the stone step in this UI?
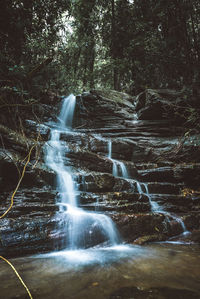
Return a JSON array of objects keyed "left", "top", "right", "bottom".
[
  {"left": 138, "top": 167, "right": 175, "bottom": 183},
  {"left": 0, "top": 213, "right": 68, "bottom": 257},
  {"left": 80, "top": 201, "right": 151, "bottom": 213},
  {"left": 0, "top": 188, "right": 57, "bottom": 205},
  {"left": 0, "top": 203, "right": 59, "bottom": 218},
  {"left": 77, "top": 120, "right": 184, "bottom": 137},
  {"left": 150, "top": 194, "right": 200, "bottom": 213},
  {"left": 77, "top": 172, "right": 137, "bottom": 193},
  {"left": 110, "top": 213, "right": 184, "bottom": 243},
  {"left": 138, "top": 164, "right": 200, "bottom": 188},
  {"left": 79, "top": 191, "right": 149, "bottom": 203},
  {"left": 79, "top": 191, "right": 151, "bottom": 213},
  {"left": 147, "top": 182, "right": 182, "bottom": 194}
]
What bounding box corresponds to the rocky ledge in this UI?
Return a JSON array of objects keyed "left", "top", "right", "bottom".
[{"left": 0, "top": 89, "right": 200, "bottom": 257}]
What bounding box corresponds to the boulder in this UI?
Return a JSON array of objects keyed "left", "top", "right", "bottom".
[
  {"left": 75, "top": 89, "right": 135, "bottom": 128},
  {"left": 0, "top": 211, "right": 65, "bottom": 257},
  {"left": 135, "top": 89, "right": 188, "bottom": 121},
  {"left": 78, "top": 173, "right": 137, "bottom": 193},
  {"left": 111, "top": 213, "right": 167, "bottom": 242}
]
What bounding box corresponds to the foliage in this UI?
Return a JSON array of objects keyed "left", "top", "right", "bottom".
[{"left": 0, "top": 0, "right": 200, "bottom": 98}]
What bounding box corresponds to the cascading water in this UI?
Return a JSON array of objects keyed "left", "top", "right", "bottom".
[
  {"left": 107, "top": 135, "right": 188, "bottom": 237},
  {"left": 136, "top": 181, "right": 188, "bottom": 235},
  {"left": 45, "top": 94, "right": 120, "bottom": 250},
  {"left": 108, "top": 140, "right": 129, "bottom": 179},
  {"left": 45, "top": 94, "right": 77, "bottom": 207}
]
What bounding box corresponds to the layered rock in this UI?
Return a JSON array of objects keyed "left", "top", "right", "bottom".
[{"left": 0, "top": 88, "right": 200, "bottom": 257}]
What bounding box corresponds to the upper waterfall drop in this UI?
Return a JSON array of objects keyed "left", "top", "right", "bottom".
[
  {"left": 45, "top": 95, "right": 77, "bottom": 207},
  {"left": 59, "top": 94, "right": 76, "bottom": 128}
]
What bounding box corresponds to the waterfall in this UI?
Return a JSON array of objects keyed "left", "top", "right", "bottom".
[
  {"left": 45, "top": 95, "right": 120, "bottom": 250},
  {"left": 136, "top": 181, "right": 188, "bottom": 234},
  {"left": 59, "top": 94, "right": 76, "bottom": 128},
  {"left": 108, "top": 140, "right": 129, "bottom": 179},
  {"left": 142, "top": 183, "right": 162, "bottom": 212},
  {"left": 45, "top": 96, "right": 77, "bottom": 207},
  {"left": 108, "top": 139, "right": 112, "bottom": 160}
]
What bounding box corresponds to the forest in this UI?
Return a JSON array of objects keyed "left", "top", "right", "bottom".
[{"left": 1, "top": 0, "right": 200, "bottom": 98}]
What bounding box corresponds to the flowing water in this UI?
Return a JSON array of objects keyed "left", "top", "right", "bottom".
[
  {"left": 45, "top": 95, "right": 120, "bottom": 249},
  {"left": 107, "top": 139, "right": 188, "bottom": 236},
  {"left": 108, "top": 140, "right": 129, "bottom": 178},
  {"left": 136, "top": 181, "right": 189, "bottom": 235}
]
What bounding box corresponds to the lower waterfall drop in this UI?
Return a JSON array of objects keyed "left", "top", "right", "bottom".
[
  {"left": 45, "top": 95, "right": 120, "bottom": 250},
  {"left": 136, "top": 181, "right": 189, "bottom": 235}
]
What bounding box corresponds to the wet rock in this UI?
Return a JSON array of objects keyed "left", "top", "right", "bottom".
[
  {"left": 133, "top": 234, "right": 167, "bottom": 245},
  {"left": 182, "top": 214, "right": 200, "bottom": 230},
  {"left": 79, "top": 192, "right": 151, "bottom": 213},
  {"left": 25, "top": 120, "right": 50, "bottom": 140},
  {"left": 68, "top": 150, "right": 113, "bottom": 174},
  {"left": 79, "top": 173, "right": 115, "bottom": 192},
  {"left": 0, "top": 186, "right": 59, "bottom": 257},
  {"left": 0, "top": 124, "right": 37, "bottom": 154},
  {"left": 60, "top": 131, "right": 90, "bottom": 148},
  {"left": 147, "top": 182, "right": 181, "bottom": 194},
  {"left": 23, "top": 162, "right": 57, "bottom": 188},
  {"left": 0, "top": 152, "right": 56, "bottom": 191},
  {"left": 111, "top": 213, "right": 166, "bottom": 242},
  {"left": 103, "top": 193, "right": 150, "bottom": 213},
  {"left": 111, "top": 212, "right": 185, "bottom": 242},
  {"left": 166, "top": 216, "right": 184, "bottom": 236},
  {"left": 135, "top": 89, "right": 188, "bottom": 121},
  {"left": 0, "top": 150, "right": 20, "bottom": 191},
  {"left": 0, "top": 212, "right": 68, "bottom": 257},
  {"left": 187, "top": 230, "right": 200, "bottom": 243},
  {"left": 138, "top": 167, "right": 175, "bottom": 182},
  {"left": 138, "top": 163, "right": 200, "bottom": 188},
  {"left": 174, "top": 164, "right": 200, "bottom": 188},
  {"left": 106, "top": 192, "right": 149, "bottom": 203},
  {"left": 75, "top": 90, "right": 135, "bottom": 128},
  {"left": 149, "top": 194, "right": 193, "bottom": 213},
  {"left": 1, "top": 87, "right": 200, "bottom": 257},
  {"left": 170, "top": 229, "right": 200, "bottom": 244},
  {"left": 79, "top": 173, "right": 136, "bottom": 193}
]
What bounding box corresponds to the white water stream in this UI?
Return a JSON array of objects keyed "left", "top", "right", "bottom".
[
  {"left": 108, "top": 140, "right": 129, "bottom": 179},
  {"left": 45, "top": 95, "right": 120, "bottom": 250},
  {"left": 107, "top": 137, "right": 188, "bottom": 236},
  {"left": 136, "top": 181, "right": 188, "bottom": 234},
  {"left": 107, "top": 140, "right": 188, "bottom": 234}
]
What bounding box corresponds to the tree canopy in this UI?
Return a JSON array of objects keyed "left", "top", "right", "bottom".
[{"left": 0, "top": 0, "right": 199, "bottom": 97}]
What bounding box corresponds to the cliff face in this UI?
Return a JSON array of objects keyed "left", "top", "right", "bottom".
[{"left": 0, "top": 89, "right": 200, "bottom": 257}]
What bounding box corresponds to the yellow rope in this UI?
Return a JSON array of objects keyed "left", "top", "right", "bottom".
[
  {"left": 0, "top": 145, "right": 35, "bottom": 219},
  {"left": 0, "top": 256, "right": 33, "bottom": 299},
  {"left": 0, "top": 146, "right": 35, "bottom": 298}
]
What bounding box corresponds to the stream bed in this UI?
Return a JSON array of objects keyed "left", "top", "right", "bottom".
[{"left": 1, "top": 243, "right": 200, "bottom": 299}]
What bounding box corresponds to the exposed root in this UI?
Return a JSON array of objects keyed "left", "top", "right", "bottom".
[
  {"left": 0, "top": 145, "right": 35, "bottom": 219},
  {"left": 0, "top": 256, "right": 33, "bottom": 299}
]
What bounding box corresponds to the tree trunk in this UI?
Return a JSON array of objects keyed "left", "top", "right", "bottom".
[{"left": 111, "top": 0, "right": 119, "bottom": 90}]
